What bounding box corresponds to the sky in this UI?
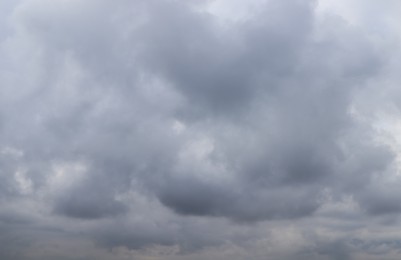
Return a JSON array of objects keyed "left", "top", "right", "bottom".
[{"left": 1, "top": 0, "right": 401, "bottom": 259}]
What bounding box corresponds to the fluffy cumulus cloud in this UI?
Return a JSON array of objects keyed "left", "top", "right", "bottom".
[{"left": 2, "top": 0, "right": 401, "bottom": 259}]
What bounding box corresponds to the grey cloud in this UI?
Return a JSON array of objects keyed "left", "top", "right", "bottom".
[
  {"left": 146, "top": 9, "right": 389, "bottom": 220},
  {"left": 1, "top": 0, "right": 401, "bottom": 259},
  {"left": 136, "top": 0, "right": 316, "bottom": 116},
  {"left": 156, "top": 173, "right": 320, "bottom": 221},
  {"left": 53, "top": 188, "right": 127, "bottom": 220}
]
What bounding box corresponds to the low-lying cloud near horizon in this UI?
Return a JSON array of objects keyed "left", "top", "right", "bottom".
[{"left": 2, "top": 0, "right": 401, "bottom": 259}]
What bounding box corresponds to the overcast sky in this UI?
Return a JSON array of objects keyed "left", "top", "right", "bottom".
[{"left": 2, "top": 0, "right": 401, "bottom": 259}]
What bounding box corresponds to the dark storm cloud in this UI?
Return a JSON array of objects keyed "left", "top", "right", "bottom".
[{"left": 1, "top": 0, "right": 401, "bottom": 259}]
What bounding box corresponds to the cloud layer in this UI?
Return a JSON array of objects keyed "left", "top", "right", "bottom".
[{"left": 2, "top": 0, "right": 401, "bottom": 259}]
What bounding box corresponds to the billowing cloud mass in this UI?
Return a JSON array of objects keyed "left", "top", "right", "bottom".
[{"left": 2, "top": 0, "right": 401, "bottom": 259}]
